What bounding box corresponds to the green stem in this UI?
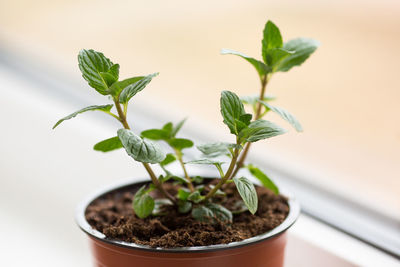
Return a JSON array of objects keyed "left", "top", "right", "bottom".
[
  {"left": 231, "top": 75, "right": 270, "bottom": 177},
  {"left": 203, "top": 142, "right": 241, "bottom": 202},
  {"left": 174, "top": 149, "right": 195, "bottom": 192},
  {"left": 113, "top": 99, "right": 176, "bottom": 204}
]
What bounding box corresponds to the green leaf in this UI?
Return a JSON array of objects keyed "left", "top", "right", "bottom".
[
  {"left": 152, "top": 199, "right": 173, "bottom": 216},
  {"left": 108, "top": 64, "right": 120, "bottom": 80},
  {"left": 100, "top": 72, "right": 118, "bottom": 87},
  {"left": 177, "top": 188, "right": 191, "bottom": 201},
  {"left": 168, "top": 138, "right": 194, "bottom": 150},
  {"left": 276, "top": 38, "right": 320, "bottom": 72},
  {"left": 262, "top": 21, "right": 283, "bottom": 54},
  {"left": 239, "top": 119, "right": 286, "bottom": 143},
  {"left": 247, "top": 164, "right": 279, "bottom": 195},
  {"left": 171, "top": 118, "right": 187, "bottom": 137},
  {"left": 93, "top": 136, "right": 123, "bottom": 152},
  {"left": 231, "top": 200, "right": 249, "bottom": 214},
  {"left": 259, "top": 101, "right": 303, "bottom": 132},
  {"left": 240, "top": 95, "right": 276, "bottom": 106},
  {"left": 265, "top": 48, "right": 294, "bottom": 70},
  {"left": 178, "top": 200, "right": 192, "bottom": 213},
  {"left": 52, "top": 104, "right": 113, "bottom": 129},
  {"left": 220, "top": 91, "right": 247, "bottom": 135},
  {"left": 118, "top": 129, "right": 166, "bottom": 164},
  {"left": 108, "top": 76, "right": 144, "bottom": 97},
  {"left": 221, "top": 49, "right": 271, "bottom": 79},
  {"left": 162, "top": 122, "right": 173, "bottom": 135},
  {"left": 119, "top": 73, "right": 158, "bottom": 103},
  {"left": 141, "top": 129, "right": 170, "bottom": 140},
  {"left": 185, "top": 159, "right": 225, "bottom": 165},
  {"left": 133, "top": 185, "right": 155, "bottom": 219},
  {"left": 233, "top": 177, "right": 258, "bottom": 214},
  {"left": 160, "top": 153, "right": 176, "bottom": 166},
  {"left": 197, "top": 142, "right": 238, "bottom": 157},
  {"left": 192, "top": 203, "right": 232, "bottom": 223},
  {"left": 187, "top": 191, "right": 204, "bottom": 203},
  {"left": 78, "top": 49, "right": 114, "bottom": 95}
]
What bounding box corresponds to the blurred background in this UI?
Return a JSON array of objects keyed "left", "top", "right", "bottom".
[{"left": 1, "top": 0, "right": 399, "bottom": 266}]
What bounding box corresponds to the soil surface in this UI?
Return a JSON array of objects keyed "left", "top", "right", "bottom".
[{"left": 85, "top": 179, "right": 289, "bottom": 248}]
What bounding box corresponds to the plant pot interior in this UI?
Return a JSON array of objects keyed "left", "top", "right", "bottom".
[{"left": 84, "top": 178, "right": 290, "bottom": 248}]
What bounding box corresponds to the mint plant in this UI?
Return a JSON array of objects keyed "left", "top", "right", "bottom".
[{"left": 53, "top": 20, "right": 318, "bottom": 224}]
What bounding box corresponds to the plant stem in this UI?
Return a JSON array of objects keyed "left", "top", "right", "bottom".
[
  {"left": 203, "top": 144, "right": 240, "bottom": 202},
  {"left": 231, "top": 75, "right": 269, "bottom": 177},
  {"left": 113, "top": 99, "right": 176, "bottom": 203},
  {"left": 174, "top": 149, "right": 195, "bottom": 192}
]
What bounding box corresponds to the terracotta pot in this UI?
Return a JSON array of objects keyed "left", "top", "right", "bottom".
[{"left": 76, "top": 178, "right": 300, "bottom": 267}]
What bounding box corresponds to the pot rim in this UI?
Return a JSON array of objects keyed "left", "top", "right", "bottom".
[{"left": 76, "top": 177, "right": 300, "bottom": 253}]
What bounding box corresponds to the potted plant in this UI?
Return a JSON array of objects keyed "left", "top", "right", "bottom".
[{"left": 53, "top": 20, "right": 318, "bottom": 267}]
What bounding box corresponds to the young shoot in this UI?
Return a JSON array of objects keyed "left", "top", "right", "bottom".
[{"left": 53, "top": 20, "right": 318, "bottom": 223}]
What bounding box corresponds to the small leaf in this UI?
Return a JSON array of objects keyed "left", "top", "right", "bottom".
[
  {"left": 262, "top": 21, "right": 283, "bottom": 57},
  {"left": 118, "top": 129, "right": 166, "bottom": 164},
  {"left": 141, "top": 129, "right": 170, "bottom": 140},
  {"left": 100, "top": 72, "right": 118, "bottom": 87},
  {"left": 193, "top": 176, "right": 204, "bottom": 184},
  {"left": 192, "top": 203, "right": 232, "bottom": 223},
  {"left": 231, "top": 200, "right": 249, "bottom": 214},
  {"left": 52, "top": 104, "right": 113, "bottom": 129},
  {"left": 240, "top": 95, "right": 276, "bottom": 106},
  {"left": 108, "top": 64, "right": 120, "bottom": 80},
  {"left": 220, "top": 91, "right": 247, "bottom": 135},
  {"left": 160, "top": 153, "right": 176, "bottom": 166},
  {"left": 239, "top": 119, "right": 286, "bottom": 143},
  {"left": 177, "top": 188, "right": 191, "bottom": 201},
  {"left": 178, "top": 201, "right": 192, "bottom": 213},
  {"left": 208, "top": 185, "right": 226, "bottom": 197},
  {"left": 187, "top": 191, "right": 204, "bottom": 203},
  {"left": 162, "top": 122, "right": 173, "bottom": 136},
  {"left": 93, "top": 136, "right": 123, "bottom": 152},
  {"left": 185, "top": 159, "right": 225, "bottom": 165},
  {"left": 265, "top": 48, "right": 294, "bottom": 70},
  {"left": 259, "top": 101, "right": 303, "bottom": 132},
  {"left": 221, "top": 49, "right": 271, "bottom": 80},
  {"left": 171, "top": 118, "right": 187, "bottom": 137},
  {"left": 197, "top": 142, "right": 238, "bottom": 158},
  {"left": 119, "top": 73, "right": 158, "bottom": 103},
  {"left": 133, "top": 185, "right": 155, "bottom": 219},
  {"left": 78, "top": 49, "right": 114, "bottom": 95},
  {"left": 168, "top": 138, "right": 194, "bottom": 150},
  {"left": 152, "top": 199, "right": 173, "bottom": 216},
  {"left": 233, "top": 177, "right": 258, "bottom": 214},
  {"left": 247, "top": 164, "right": 279, "bottom": 195},
  {"left": 276, "top": 38, "right": 320, "bottom": 72},
  {"left": 108, "top": 76, "right": 144, "bottom": 97}
]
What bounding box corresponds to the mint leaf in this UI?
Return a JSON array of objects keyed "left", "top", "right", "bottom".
[
  {"left": 118, "top": 129, "right": 166, "bottom": 164},
  {"left": 52, "top": 104, "right": 113, "bottom": 129},
  {"left": 141, "top": 129, "right": 170, "bottom": 140},
  {"left": 221, "top": 49, "right": 271, "bottom": 80},
  {"left": 220, "top": 91, "right": 247, "bottom": 135},
  {"left": 197, "top": 142, "right": 238, "bottom": 157},
  {"left": 93, "top": 136, "right": 123, "bottom": 152},
  {"left": 178, "top": 200, "right": 192, "bottom": 213},
  {"left": 265, "top": 48, "right": 294, "bottom": 70},
  {"left": 247, "top": 164, "right": 279, "bottom": 195},
  {"left": 119, "top": 73, "right": 158, "bottom": 103},
  {"left": 239, "top": 119, "right": 286, "bottom": 143},
  {"left": 185, "top": 159, "right": 225, "bottom": 165},
  {"left": 160, "top": 153, "right": 176, "bottom": 166},
  {"left": 192, "top": 203, "right": 232, "bottom": 223},
  {"left": 171, "top": 118, "right": 187, "bottom": 137},
  {"left": 259, "top": 101, "right": 303, "bottom": 132},
  {"left": 187, "top": 191, "right": 204, "bottom": 203},
  {"left": 168, "top": 138, "right": 194, "bottom": 150},
  {"left": 133, "top": 185, "right": 155, "bottom": 219},
  {"left": 108, "top": 76, "right": 144, "bottom": 97},
  {"left": 78, "top": 49, "right": 114, "bottom": 95},
  {"left": 233, "top": 177, "right": 258, "bottom": 214},
  {"left": 276, "top": 38, "right": 320, "bottom": 72},
  {"left": 152, "top": 199, "right": 173, "bottom": 216},
  {"left": 262, "top": 21, "right": 283, "bottom": 54},
  {"left": 240, "top": 95, "right": 276, "bottom": 106},
  {"left": 162, "top": 122, "right": 173, "bottom": 136},
  {"left": 177, "top": 188, "right": 191, "bottom": 201}
]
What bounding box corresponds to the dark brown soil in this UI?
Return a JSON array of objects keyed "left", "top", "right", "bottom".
[{"left": 85, "top": 179, "right": 289, "bottom": 248}]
